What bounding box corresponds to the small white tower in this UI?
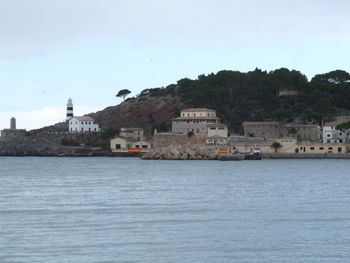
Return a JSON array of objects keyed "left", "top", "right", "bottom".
[{"left": 66, "top": 98, "right": 74, "bottom": 121}]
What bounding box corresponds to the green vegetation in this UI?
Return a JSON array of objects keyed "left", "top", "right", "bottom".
[
  {"left": 152, "top": 122, "right": 169, "bottom": 133},
  {"left": 336, "top": 121, "right": 350, "bottom": 131},
  {"left": 116, "top": 89, "right": 131, "bottom": 101},
  {"left": 134, "top": 68, "right": 350, "bottom": 132},
  {"left": 271, "top": 142, "right": 282, "bottom": 153},
  {"left": 101, "top": 127, "right": 120, "bottom": 140},
  {"left": 61, "top": 137, "right": 80, "bottom": 146}
]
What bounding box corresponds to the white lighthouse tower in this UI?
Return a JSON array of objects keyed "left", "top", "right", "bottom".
[{"left": 66, "top": 98, "right": 74, "bottom": 121}]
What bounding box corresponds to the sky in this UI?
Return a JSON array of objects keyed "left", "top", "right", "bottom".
[{"left": 0, "top": 0, "right": 349, "bottom": 130}]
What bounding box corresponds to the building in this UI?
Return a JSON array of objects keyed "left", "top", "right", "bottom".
[
  {"left": 110, "top": 137, "right": 152, "bottom": 153},
  {"left": 172, "top": 108, "right": 221, "bottom": 135},
  {"left": 243, "top": 122, "right": 281, "bottom": 138},
  {"left": 206, "top": 136, "right": 228, "bottom": 145},
  {"left": 66, "top": 98, "right": 74, "bottom": 121},
  {"left": 110, "top": 127, "right": 152, "bottom": 152},
  {"left": 231, "top": 137, "right": 348, "bottom": 154},
  {"left": 323, "top": 117, "right": 350, "bottom": 144},
  {"left": 207, "top": 123, "right": 228, "bottom": 138},
  {"left": 285, "top": 124, "right": 320, "bottom": 142},
  {"left": 243, "top": 121, "right": 320, "bottom": 142},
  {"left": 68, "top": 116, "right": 100, "bottom": 132},
  {"left": 0, "top": 117, "right": 26, "bottom": 138},
  {"left": 120, "top": 128, "right": 144, "bottom": 140}
]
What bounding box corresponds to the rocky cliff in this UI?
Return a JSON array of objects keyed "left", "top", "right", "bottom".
[
  {"left": 0, "top": 96, "right": 184, "bottom": 156},
  {"left": 89, "top": 96, "right": 184, "bottom": 135}
]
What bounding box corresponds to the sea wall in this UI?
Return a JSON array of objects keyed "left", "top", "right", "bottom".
[{"left": 261, "top": 153, "right": 350, "bottom": 159}]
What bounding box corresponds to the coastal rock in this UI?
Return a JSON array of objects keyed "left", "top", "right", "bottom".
[{"left": 142, "top": 144, "right": 221, "bottom": 160}]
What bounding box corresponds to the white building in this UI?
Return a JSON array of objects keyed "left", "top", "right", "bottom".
[
  {"left": 69, "top": 116, "right": 100, "bottom": 132},
  {"left": 323, "top": 118, "right": 350, "bottom": 143}
]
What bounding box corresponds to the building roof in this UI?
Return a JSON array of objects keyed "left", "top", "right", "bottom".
[
  {"left": 173, "top": 116, "right": 220, "bottom": 121},
  {"left": 243, "top": 121, "right": 279, "bottom": 125},
  {"left": 75, "top": 116, "right": 94, "bottom": 121},
  {"left": 207, "top": 123, "right": 227, "bottom": 127},
  {"left": 288, "top": 124, "right": 319, "bottom": 128},
  {"left": 181, "top": 108, "right": 216, "bottom": 112}
]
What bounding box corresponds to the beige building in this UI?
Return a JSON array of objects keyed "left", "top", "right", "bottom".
[
  {"left": 110, "top": 137, "right": 152, "bottom": 152},
  {"left": 232, "top": 137, "right": 348, "bottom": 154},
  {"left": 207, "top": 123, "right": 228, "bottom": 138}
]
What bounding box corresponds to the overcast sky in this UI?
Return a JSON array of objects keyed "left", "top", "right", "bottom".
[{"left": 0, "top": 0, "right": 349, "bottom": 130}]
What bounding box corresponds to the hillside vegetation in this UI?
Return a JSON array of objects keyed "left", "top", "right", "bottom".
[{"left": 130, "top": 68, "right": 350, "bottom": 132}]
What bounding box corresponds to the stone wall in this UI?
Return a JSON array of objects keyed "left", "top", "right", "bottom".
[{"left": 153, "top": 132, "right": 207, "bottom": 148}]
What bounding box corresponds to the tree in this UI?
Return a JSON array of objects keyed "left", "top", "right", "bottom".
[
  {"left": 270, "top": 108, "right": 294, "bottom": 121},
  {"left": 311, "top": 70, "right": 350, "bottom": 85},
  {"left": 101, "top": 127, "right": 120, "bottom": 140},
  {"left": 271, "top": 142, "right": 282, "bottom": 153},
  {"left": 116, "top": 89, "right": 131, "bottom": 101},
  {"left": 336, "top": 121, "right": 350, "bottom": 131}
]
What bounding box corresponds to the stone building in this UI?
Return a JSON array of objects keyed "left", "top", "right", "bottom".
[
  {"left": 243, "top": 121, "right": 320, "bottom": 142},
  {"left": 172, "top": 108, "right": 221, "bottom": 135},
  {"left": 0, "top": 117, "right": 26, "bottom": 138},
  {"left": 243, "top": 122, "right": 281, "bottom": 138},
  {"left": 120, "top": 128, "right": 144, "bottom": 140}
]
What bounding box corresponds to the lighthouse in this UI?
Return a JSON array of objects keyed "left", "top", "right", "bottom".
[{"left": 66, "top": 98, "right": 74, "bottom": 121}]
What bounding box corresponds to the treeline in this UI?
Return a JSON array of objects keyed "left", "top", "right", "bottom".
[{"left": 133, "top": 68, "right": 350, "bottom": 132}]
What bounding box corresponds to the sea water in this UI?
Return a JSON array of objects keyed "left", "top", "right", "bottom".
[{"left": 0, "top": 157, "right": 350, "bottom": 263}]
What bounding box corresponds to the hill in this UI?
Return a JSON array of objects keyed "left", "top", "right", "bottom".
[{"left": 126, "top": 68, "right": 350, "bottom": 132}]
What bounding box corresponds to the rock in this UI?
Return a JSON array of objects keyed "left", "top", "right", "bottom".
[{"left": 142, "top": 144, "right": 220, "bottom": 160}]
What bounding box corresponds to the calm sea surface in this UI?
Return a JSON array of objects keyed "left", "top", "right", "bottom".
[{"left": 1, "top": 157, "right": 350, "bottom": 263}]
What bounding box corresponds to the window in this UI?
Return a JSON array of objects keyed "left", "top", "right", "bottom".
[
  {"left": 142, "top": 145, "right": 148, "bottom": 149},
  {"left": 328, "top": 147, "right": 333, "bottom": 150},
  {"left": 338, "top": 147, "right": 342, "bottom": 153},
  {"left": 210, "top": 127, "right": 216, "bottom": 130},
  {"left": 319, "top": 147, "right": 324, "bottom": 150},
  {"left": 116, "top": 144, "right": 121, "bottom": 149},
  {"left": 218, "top": 127, "right": 224, "bottom": 130}
]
